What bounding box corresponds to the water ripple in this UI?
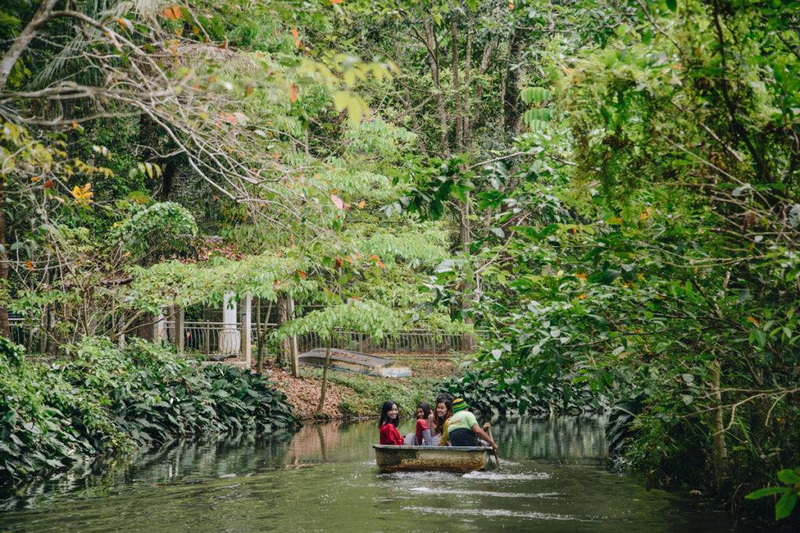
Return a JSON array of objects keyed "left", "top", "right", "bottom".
[
  {"left": 402, "top": 505, "right": 589, "bottom": 522},
  {"left": 462, "top": 471, "right": 552, "bottom": 480},
  {"left": 408, "top": 487, "right": 562, "bottom": 499}
]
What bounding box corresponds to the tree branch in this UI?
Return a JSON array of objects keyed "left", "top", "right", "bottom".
[{"left": 0, "top": 0, "right": 61, "bottom": 91}]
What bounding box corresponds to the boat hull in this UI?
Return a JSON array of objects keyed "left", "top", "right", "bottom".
[{"left": 373, "top": 445, "right": 491, "bottom": 473}]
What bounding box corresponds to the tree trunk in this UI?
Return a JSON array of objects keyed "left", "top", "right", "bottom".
[
  {"left": 315, "top": 343, "right": 333, "bottom": 416},
  {"left": 463, "top": 20, "right": 473, "bottom": 150},
  {"left": 277, "top": 295, "right": 291, "bottom": 366},
  {"left": 0, "top": 0, "right": 59, "bottom": 91},
  {"left": 451, "top": 18, "right": 463, "bottom": 152},
  {"left": 458, "top": 191, "right": 475, "bottom": 352},
  {"left": 254, "top": 298, "right": 274, "bottom": 374},
  {"left": 470, "top": 39, "right": 498, "bottom": 140},
  {"left": 138, "top": 114, "right": 178, "bottom": 199},
  {"left": 423, "top": 18, "right": 450, "bottom": 158},
  {"left": 503, "top": 26, "right": 526, "bottom": 136},
  {"left": 0, "top": 177, "right": 8, "bottom": 338},
  {"left": 287, "top": 296, "right": 299, "bottom": 377},
  {"left": 710, "top": 359, "right": 728, "bottom": 492}
]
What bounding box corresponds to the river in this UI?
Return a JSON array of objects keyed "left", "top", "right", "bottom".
[{"left": 0, "top": 416, "right": 734, "bottom": 532}]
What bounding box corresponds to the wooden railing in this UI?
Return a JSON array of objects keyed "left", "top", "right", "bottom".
[
  {"left": 8, "top": 317, "right": 44, "bottom": 353},
  {"left": 297, "top": 329, "right": 480, "bottom": 355},
  {"left": 6, "top": 316, "right": 481, "bottom": 359}
]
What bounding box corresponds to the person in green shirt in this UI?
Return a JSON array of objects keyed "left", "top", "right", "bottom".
[{"left": 441, "top": 398, "right": 498, "bottom": 452}]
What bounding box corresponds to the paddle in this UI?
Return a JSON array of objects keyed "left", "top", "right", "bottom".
[{"left": 485, "top": 426, "right": 500, "bottom": 470}]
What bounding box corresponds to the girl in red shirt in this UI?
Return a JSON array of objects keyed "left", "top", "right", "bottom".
[
  {"left": 378, "top": 401, "right": 404, "bottom": 445},
  {"left": 413, "top": 402, "right": 433, "bottom": 445}
]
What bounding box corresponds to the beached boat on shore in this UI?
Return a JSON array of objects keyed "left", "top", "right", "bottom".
[{"left": 373, "top": 445, "right": 494, "bottom": 473}]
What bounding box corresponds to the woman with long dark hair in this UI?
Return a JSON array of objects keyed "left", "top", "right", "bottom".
[
  {"left": 378, "top": 401, "right": 403, "bottom": 445},
  {"left": 431, "top": 397, "right": 453, "bottom": 445}
]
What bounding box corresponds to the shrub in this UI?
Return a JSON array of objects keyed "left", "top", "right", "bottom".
[{"left": 0, "top": 337, "right": 298, "bottom": 487}]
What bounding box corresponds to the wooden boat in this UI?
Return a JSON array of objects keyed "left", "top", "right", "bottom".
[{"left": 373, "top": 445, "right": 494, "bottom": 473}]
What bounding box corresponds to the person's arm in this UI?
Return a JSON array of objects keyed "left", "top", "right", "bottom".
[
  {"left": 391, "top": 425, "right": 405, "bottom": 445},
  {"left": 471, "top": 423, "right": 498, "bottom": 452}
]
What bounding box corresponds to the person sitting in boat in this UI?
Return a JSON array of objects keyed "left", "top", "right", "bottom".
[
  {"left": 404, "top": 402, "right": 434, "bottom": 445},
  {"left": 430, "top": 396, "right": 453, "bottom": 445},
  {"left": 440, "top": 398, "right": 498, "bottom": 452},
  {"left": 378, "top": 401, "right": 404, "bottom": 445}
]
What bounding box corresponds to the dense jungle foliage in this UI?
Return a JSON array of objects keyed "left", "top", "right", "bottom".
[{"left": 1, "top": 0, "right": 798, "bottom": 524}]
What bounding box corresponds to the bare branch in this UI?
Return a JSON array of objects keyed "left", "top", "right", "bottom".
[{"left": 0, "top": 0, "right": 61, "bottom": 91}]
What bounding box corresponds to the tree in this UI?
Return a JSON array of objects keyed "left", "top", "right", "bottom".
[{"left": 277, "top": 300, "right": 402, "bottom": 415}]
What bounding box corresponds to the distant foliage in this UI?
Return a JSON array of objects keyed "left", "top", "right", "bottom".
[{"left": 113, "top": 202, "right": 198, "bottom": 261}]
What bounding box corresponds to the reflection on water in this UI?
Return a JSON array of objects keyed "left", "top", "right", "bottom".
[
  {"left": 0, "top": 417, "right": 736, "bottom": 532},
  {"left": 495, "top": 416, "right": 608, "bottom": 464},
  {"left": 0, "top": 431, "right": 296, "bottom": 512}
]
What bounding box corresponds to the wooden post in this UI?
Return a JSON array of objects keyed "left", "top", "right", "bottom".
[
  {"left": 175, "top": 306, "right": 184, "bottom": 354},
  {"left": 241, "top": 294, "right": 252, "bottom": 370}
]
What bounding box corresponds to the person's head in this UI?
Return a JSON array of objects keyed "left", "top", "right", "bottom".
[
  {"left": 436, "top": 392, "right": 454, "bottom": 404},
  {"left": 435, "top": 400, "right": 451, "bottom": 419},
  {"left": 379, "top": 401, "right": 400, "bottom": 427},
  {"left": 433, "top": 398, "right": 453, "bottom": 434},
  {"left": 416, "top": 402, "right": 431, "bottom": 420},
  {"left": 452, "top": 397, "right": 468, "bottom": 413}
]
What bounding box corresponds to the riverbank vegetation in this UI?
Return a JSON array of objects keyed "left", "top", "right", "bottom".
[
  {"left": 1, "top": 0, "right": 798, "bottom": 526},
  {"left": 0, "top": 337, "right": 296, "bottom": 486}
]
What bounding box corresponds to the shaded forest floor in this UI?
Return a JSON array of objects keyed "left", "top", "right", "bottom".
[{"left": 266, "top": 356, "right": 460, "bottom": 420}]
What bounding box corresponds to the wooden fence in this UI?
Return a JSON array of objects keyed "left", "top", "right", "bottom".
[
  {"left": 7, "top": 315, "right": 481, "bottom": 359},
  {"left": 162, "top": 322, "right": 479, "bottom": 357},
  {"left": 296, "top": 329, "right": 480, "bottom": 355}
]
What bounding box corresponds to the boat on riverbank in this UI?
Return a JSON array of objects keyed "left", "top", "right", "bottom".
[{"left": 373, "top": 445, "right": 494, "bottom": 473}]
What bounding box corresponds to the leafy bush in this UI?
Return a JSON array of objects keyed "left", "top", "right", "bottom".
[
  {"left": 443, "top": 364, "right": 600, "bottom": 417},
  {"left": 747, "top": 468, "right": 800, "bottom": 521},
  {"left": 0, "top": 337, "right": 298, "bottom": 487}
]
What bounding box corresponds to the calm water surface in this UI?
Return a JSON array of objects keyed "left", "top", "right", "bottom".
[{"left": 0, "top": 417, "right": 735, "bottom": 532}]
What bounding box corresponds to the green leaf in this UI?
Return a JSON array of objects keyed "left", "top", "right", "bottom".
[
  {"left": 520, "top": 87, "right": 551, "bottom": 104},
  {"left": 775, "top": 491, "right": 798, "bottom": 521},
  {"left": 523, "top": 108, "right": 552, "bottom": 123},
  {"left": 746, "top": 486, "right": 789, "bottom": 499},
  {"left": 777, "top": 469, "right": 800, "bottom": 485},
  {"left": 666, "top": 0, "right": 677, "bottom": 12}
]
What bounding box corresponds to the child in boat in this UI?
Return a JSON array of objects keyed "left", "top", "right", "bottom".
[
  {"left": 378, "top": 401, "right": 404, "bottom": 445},
  {"left": 404, "top": 402, "right": 434, "bottom": 445},
  {"left": 440, "top": 398, "right": 498, "bottom": 452}
]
